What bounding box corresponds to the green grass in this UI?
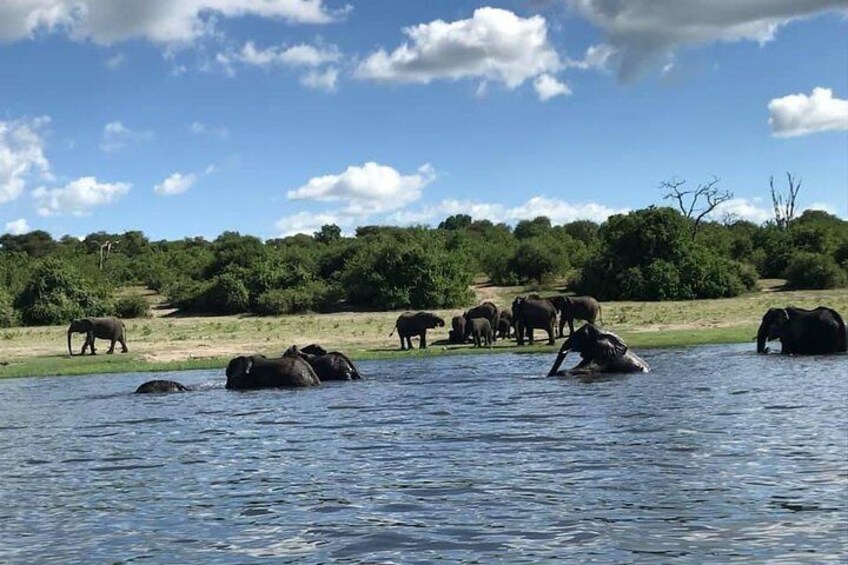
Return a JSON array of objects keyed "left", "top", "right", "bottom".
[{"left": 0, "top": 283, "right": 844, "bottom": 379}]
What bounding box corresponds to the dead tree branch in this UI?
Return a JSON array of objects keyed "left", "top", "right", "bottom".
[
  {"left": 770, "top": 172, "right": 801, "bottom": 230},
  {"left": 660, "top": 175, "right": 733, "bottom": 239}
]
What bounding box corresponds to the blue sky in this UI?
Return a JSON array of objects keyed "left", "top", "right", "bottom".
[{"left": 1, "top": 1, "right": 846, "bottom": 240}]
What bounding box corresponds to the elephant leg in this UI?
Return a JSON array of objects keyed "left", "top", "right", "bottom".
[
  {"left": 546, "top": 327, "right": 555, "bottom": 345},
  {"left": 120, "top": 338, "right": 128, "bottom": 353},
  {"left": 107, "top": 339, "right": 116, "bottom": 354},
  {"left": 420, "top": 332, "right": 427, "bottom": 349},
  {"left": 87, "top": 332, "right": 97, "bottom": 355},
  {"left": 528, "top": 328, "right": 535, "bottom": 345},
  {"left": 399, "top": 334, "right": 406, "bottom": 350},
  {"left": 568, "top": 319, "right": 575, "bottom": 336},
  {"left": 558, "top": 316, "right": 566, "bottom": 338}
]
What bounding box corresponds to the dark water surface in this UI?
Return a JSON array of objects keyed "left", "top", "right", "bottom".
[{"left": 1, "top": 344, "right": 847, "bottom": 564}]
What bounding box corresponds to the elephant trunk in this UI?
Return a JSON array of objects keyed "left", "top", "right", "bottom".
[
  {"left": 67, "top": 329, "right": 74, "bottom": 357},
  {"left": 756, "top": 322, "right": 768, "bottom": 354},
  {"left": 548, "top": 339, "right": 571, "bottom": 376}
]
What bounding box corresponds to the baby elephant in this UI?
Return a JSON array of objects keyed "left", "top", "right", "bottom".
[
  {"left": 469, "top": 318, "right": 494, "bottom": 348},
  {"left": 135, "top": 380, "right": 188, "bottom": 394}
]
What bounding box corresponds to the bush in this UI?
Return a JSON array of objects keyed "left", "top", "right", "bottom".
[
  {"left": 254, "top": 281, "right": 337, "bottom": 315},
  {"left": 204, "top": 273, "right": 250, "bottom": 314},
  {"left": 0, "top": 289, "right": 19, "bottom": 328},
  {"left": 165, "top": 278, "right": 211, "bottom": 312},
  {"left": 15, "top": 258, "right": 113, "bottom": 326},
  {"left": 784, "top": 252, "right": 847, "bottom": 290},
  {"left": 115, "top": 293, "right": 151, "bottom": 318}
]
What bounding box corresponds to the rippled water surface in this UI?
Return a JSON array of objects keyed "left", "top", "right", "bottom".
[{"left": 1, "top": 344, "right": 847, "bottom": 563}]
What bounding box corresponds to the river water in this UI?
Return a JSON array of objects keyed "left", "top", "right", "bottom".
[{"left": 1, "top": 344, "right": 846, "bottom": 564}]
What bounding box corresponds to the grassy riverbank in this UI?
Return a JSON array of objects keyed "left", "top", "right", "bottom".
[{"left": 1, "top": 282, "right": 846, "bottom": 379}]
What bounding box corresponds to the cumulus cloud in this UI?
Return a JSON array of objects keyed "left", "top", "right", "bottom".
[
  {"left": 768, "top": 87, "right": 848, "bottom": 137},
  {"left": 219, "top": 41, "right": 341, "bottom": 68},
  {"left": 356, "top": 7, "right": 565, "bottom": 95},
  {"left": 714, "top": 197, "right": 773, "bottom": 224},
  {"left": 4, "top": 218, "right": 31, "bottom": 235},
  {"left": 275, "top": 211, "right": 353, "bottom": 237},
  {"left": 0, "top": 0, "right": 347, "bottom": 45},
  {"left": 100, "top": 121, "right": 153, "bottom": 153},
  {"left": 34, "top": 176, "right": 130, "bottom": 216},
  {"left": 387, "top": 196, "right": 627, "bottom": 226},
  {"left": 0, "top": 116, "right": 52, "bottom": 204},
  {"left": 533, "top": 74, "right": 571, "bottom": 101},
  {"left": 568, "top": 0, "right": 848, "bottom": 80},
  {"left": 189, "top": 121, "right": 229, "bottom": 139},
  {"left": 154, "top": 172, "right": 198, "bottom": 196},
  {"left": 300, "top": 67, "right": 339, "bottom": 91},
  {"left": 287, "top": 162, "right": 436, "bottom": 215}
]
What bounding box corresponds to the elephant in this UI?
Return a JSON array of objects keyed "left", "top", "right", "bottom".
[
  {"left": 463, "top": 302, "right": 499, "bottom": 342},
  {"left": 548, "top": 323, "right": 650, "bottom": 376},
  {"left": 496, "top": 309, "right": 513, "bottom": 340},
  {"left": 448, "top": 315, "right": 468, "bottom": 344},
  {"left": 135, "top": 380, "right": 188, "bottom": 394},
  {"left": 283, "top": 344, "right": 362, "bottom": 381},
  {"left": 756, "top": 306, "right": 847, "bottom": 355},
  {"left": 390, "top": 312, "right": 445, "bottom": 350},
  {"left": 469, "top": 318, "right": 494, "bottom": 348},
  {"left": 67, "top": 316, "right": 128, "bottom": 356},
  {"left": 225, "top": 355, "right": 320, "bottom": 390},
  {"left": 512, "top": 296, "right": 557, "bottom": 345},
  {"left": 548, "top": 295, "right": 602, "bottom": 337}
]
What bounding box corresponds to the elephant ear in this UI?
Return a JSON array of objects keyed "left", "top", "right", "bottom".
[{"left": 596, "top": 331, "right": 628, "bottom": 361}]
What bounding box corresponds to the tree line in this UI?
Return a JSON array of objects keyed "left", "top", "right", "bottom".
[{"left": 0, "top": 200, "right": 845, "bottom": 327}]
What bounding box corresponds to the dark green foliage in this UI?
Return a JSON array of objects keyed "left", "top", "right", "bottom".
[
  {"left": 514, "top": 216, "right": 552, "bottom": 240},
  {"left": 0, "top": 289, "right": 18, "bottom": 328},
  {"left": 344, "top": 238, "right": 473, "bottom": 309},
  {"left": 15, "top": 258, "right": 113, "bottom": 326},
  {"left": 0, "top": 230, "right": 57, "bottom": 257},
  {"left": 204, "top": 274, "right": 250, "bottom": 314},
  {"left": 784, "top": 252, "right": 847, "bottom": 290},
  {"left": 115, "top": 293, "right": 151, "bottom": 319},
  {"left": 255, "top": 281, "right": 337, "bottom": 315}
]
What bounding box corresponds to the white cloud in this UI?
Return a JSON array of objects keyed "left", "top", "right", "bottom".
[
  {"left": 274, "top": 211, "right": 353, "bottom": 237},
  {"left": 4, "top": 218, "right": 31, "bottom": 235},
  {"left": 714, "top": 197, "right": 773, "bottom": 224},
  {"left": 768, "top": 87, "right": 848, "bottom": 137},
  {"left": 34, "top": 176, "right": 130, "bottom": 216},
  {"left": 189, "top": 121, "right": 229, "bottom": 139},
  {"left": 104, "top": 52, "right": 126, "bottom": 70},
  {"left": 222, "top": 41, "right": 341, "bottom": 68},
  {"left": 100, "top": 121, "right": 153, "bottom": 153},
  {"left": 356, "top": 7, "right": 564, "bottom": 95},
  {"left": 533, "top": 74, "right": 571, "bottom": 101},
  {"left": 566, "top": 43, "right": 617, "bottom": 71},
  {"left": 0, "top": 116, "right": 51, "bottom": 204},
  {"left": 300, "top": 67, "right": 338, "bottom": 91},
  {"left": 0, "top": 0, "right": 346, "bottom": 45},
  {"left": 154, "top": 172, "right": 198, "bottom": 196},
  {"left": 387, "top": 196, "right": 627, "bottom": 226},
  {"left": 568, "top": 0, "right": 848, "bottom": 80},
  {"left": 287, "top": 162, "right": 436, "bottom": 215}
]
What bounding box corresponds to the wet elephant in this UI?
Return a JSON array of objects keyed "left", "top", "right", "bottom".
[
  {"left": 756, "top": 306, "right": 846, "bottom": 355},
  {"left": 284, "top": 344, "right": 362, "bottom": 381},
  {"left": 135, "top": 380, "right": 188, "bottom": 394},
  {"left": 549, "top": 323, "right": 649, "bottom": 376},
  {"left": 225, "top": 355, "right": 320, "bottom": 390}
]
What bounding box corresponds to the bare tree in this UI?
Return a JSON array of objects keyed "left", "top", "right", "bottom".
[
  {"left": 660, "top": 175, "right": 733, "bottom": 239},
  {"left": 770, "top": 172, "right": 801, "bottom": 230}
]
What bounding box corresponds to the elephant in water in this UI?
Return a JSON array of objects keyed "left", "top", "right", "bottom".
[
  {"left": 756, "top": 306, "right": 846, "bottom": 355},
  {"left": 135, "top": 380, "right": 188, "bottom": 394},
  {"left": 283, "top": 344, "right": 362, "bottom": 381},
  {"left": 67, "top": 316, "right": 128, "bottom": 356},
  {"left": 226, "top": 355, "right": 320, "bottom": 390},
  {"left": 548, "top": 323, "right": 649, "bottom": 376},
  {"left": 390, "top": 311, "right": 445, "bottom": 350}
]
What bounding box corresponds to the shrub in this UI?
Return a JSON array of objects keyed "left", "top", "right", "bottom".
[
  {"left": 254, "top": 281, "right": 337, "bottom": 315},
  {"left": 115, "top": 293, "right": 151, "bottom": 318},
  {"left": 204, "top": 273, "right": 250, "bottom": 314},
  {"left": 784, "top": 252, "right": 847, "bottom": 290},
  {"left": 16, "top": 258, "right": 113, "bottom": 326},
  {"left": 0, "top": 289, "right": 19, "bottom": 328}
]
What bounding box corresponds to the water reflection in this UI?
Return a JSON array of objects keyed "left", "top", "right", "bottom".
[{"left": 0, "top": 344, "right": 846, "bottom": 563}]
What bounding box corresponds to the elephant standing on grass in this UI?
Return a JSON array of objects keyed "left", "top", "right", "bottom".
[
  {"left": 512, "top": 297, "right": 557, "bottom": 345},
  {"left": 67, "top": 317, "right": 128, "bottom": 356},
  {"left": 549, "top": 323, "right": 649, "bottom": 376},
  {"left": 284, "top": 344, "right": 362, "bottom": 381},
  {"left": 135, "top": 380, "right": 188, "bottom": 394},
  {"left": 391, "top": 312, "right": 445, "bottom": 350},
  {"left": 756, "top": 306, "right": 847, "bottom": 355},
  {"left": 463, "top": 302, "right": 499, "bottom": 342},
  {"left": 226, "top": 355, "right": 320, "bottom": 390},
  {"left": 449, "top": 315, "right": 468, "bottom": 344},
  {"left": 497, "top": 310, "right": 513, "bottom": 340},
  {"left": 469, "top": 318, "right": 494, "bottom": 348},
  {"left": 549, "top": 296, "right": 602, "bottom": 337}
]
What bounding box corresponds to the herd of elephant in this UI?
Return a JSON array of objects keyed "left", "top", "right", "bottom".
[{"left": 62, "top": 300, "right": 847, "bottom": 394}]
